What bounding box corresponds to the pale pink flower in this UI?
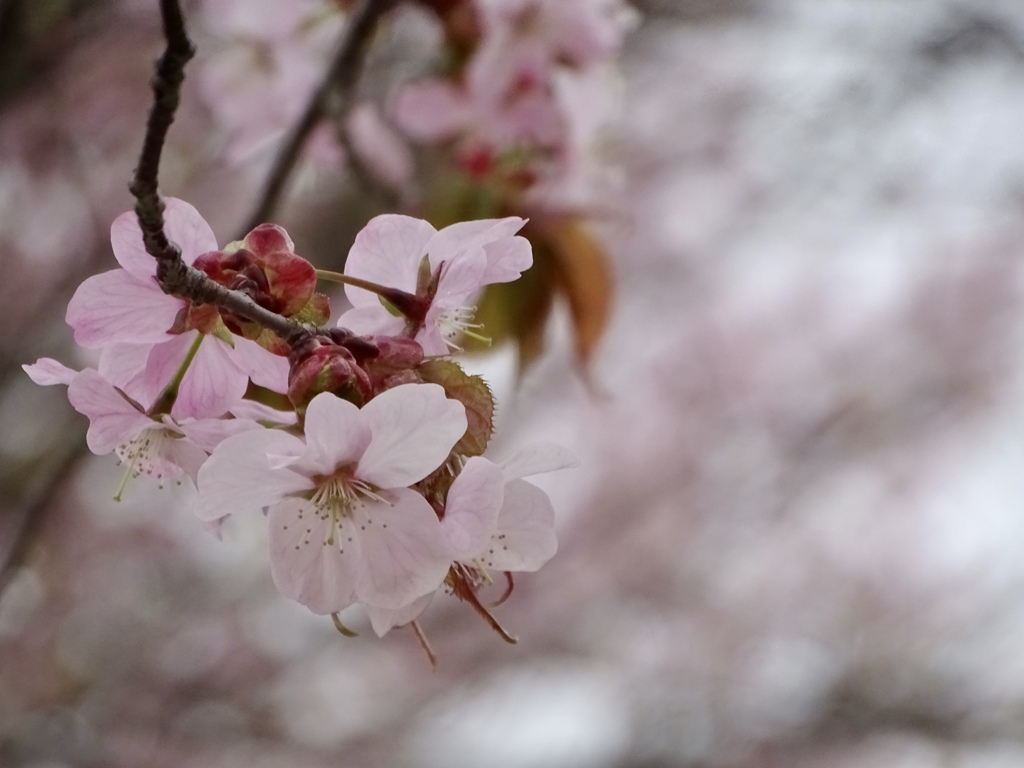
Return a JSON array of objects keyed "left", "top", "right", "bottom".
[
  {"left": 365, "top": 442, "right": 577, "bottom": 636},
  {"left": 198, "top": 0, "right": 344, "bottom": 164},
  {"left": 65, "top": 199, "right": 288, "bottom": 418},
  {"left": 337, "top": 214, "right": 533, "bottom": 355},
  {"left": 24, "top": 363, "right": 264, "bottom": 488},
  {"left": 195, "top": 384, "right": 467, "bottom": 613},
  {"left": 475, "top": 0, "right": 636, "bottom": 76}
]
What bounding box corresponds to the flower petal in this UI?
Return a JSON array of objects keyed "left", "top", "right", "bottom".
[
  {"left": 351, "top": 488, "right": 450, "bottom": 608},
  {"left": 301, "top": 392, "right": 372, "bottom": 475},
  {"left": 429, "top": 246, "right": 487, "bottom": 309},
  {"left": 484, "top": 479, "right": 557, "bottom": 572},
  {"left": 268, "top": 497, "right": 359, "bottom": 614},
  {"left": 357, "top": 383, "right": 467, "bottom": 489},
  {"left": 228, "top": 335, "right": 290, "bottom": 393},
  {"left": 427, "top": 217, "right": 525, "bottom": 267},
  {"left": 196, "top": 428, "right": 311, "bottom": 521},
  {"left": 441, "top": 456, "right": 505, "bottom": 560},
  {"left": 343, "top": 214, "right": 435, "bottom": 306},
  {"left": 481, "top": 233, "right": 532, "bottom": 284},
  {"left": 363, "top": 593, "right": 433, "bottom": 637},
  {"left": 67, "top": 369, "right": 152, "bottom": 455},
  {"left": 499, "top": 440, "right": 579, "bottom": 480},
  {"left": 392, "top": 80, "right": 472, "bottom": 142},
  {"left": 23, "top": 358, "right": 77, "bottom": 387},
  {"left": 172, "top": 335, "right": 249, "bottom": 419},
  {"left": 336, "top": 304, "right": 406, "bottom": 337},
  {"left": 99, "top": 343, "right": 152, "bottom": 402},
  {"left": 110, "top": 198, "right": 218, "bottom": 280},
  {"left": 66, "top": 270, "right": 182, "bottom": 348}
]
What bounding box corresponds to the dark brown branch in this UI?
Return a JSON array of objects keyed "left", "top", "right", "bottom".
[
  {"left": 128, "top": 0, "right": 314, "bottom": 344},
  {"left": 128, "top": 0, "right": 194, "bottom": 269},
  {"left": 238, "top": 0, "right": 398, "bottom": 237}
]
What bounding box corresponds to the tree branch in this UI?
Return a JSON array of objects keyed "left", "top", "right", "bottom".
[
  {"left": 238, "top": 0, "right": 398, "bottom": 237},
  {"left": 128, "top": 0, "right": 314, "bottom": 344}
]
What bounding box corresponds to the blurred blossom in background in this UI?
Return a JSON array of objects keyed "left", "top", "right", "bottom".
[{"left": 4, "top": 0, "right": 1024, "bottom": 766}]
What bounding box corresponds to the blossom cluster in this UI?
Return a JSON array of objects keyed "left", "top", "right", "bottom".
[
  {"left": 394, "top": 0, "right": 637, "bottom": 210},
  {"left": 25, "top": 199, "right": 575, "bottom": 644}
]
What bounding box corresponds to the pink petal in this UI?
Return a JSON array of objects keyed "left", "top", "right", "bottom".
[
  {"left": 499, "top": 441, "right": 579, "bottom": 480},
  {"left": 139, "top": 334, "right": 199, "bottom": 412},
  {"left": 357, "top": 383, "right": 467, "bottom": 489},
  {"left": 196, "top": 428, "right": 312, "bottom": 521},
  {"left": 301, "top": 393, "right": 372, "bottom": 475},
  {"left": 110, "top": 198, "right": 218, "bottom": 280},
  {"left": 268, "top": 497, "right": 358, "bottom": 614},
  {"left": 441, "top": 456, "right": 505, "bottom": 560},
  {"left": 427, "top": 218, "right": 526, "bottom": 268},
  {"left": 414, "top": 324, "right": 452, "bottom": 358},
  {"left": 176, "top": 415, "right": 264, "bottom": 453},
  {"left": 350, "top": 488, "right": 451, "bottom": 608},
  {"left": 481, "top": 234, "right": 533, "bottom": 284},
  {"left": 23, "top": 358, "right": 77, "bottom": 387},
  {"left": 429, "top": 247, "right": 487, "bottom": 309},
  {"left": 157, "top": 433, "right": 212, "bottom": 483},
  {"left": 228, "top": 336, "right": 290, "bottom": 393},
  {"left": 348, "top": 103, "right": 414, "bottom": 189},
  {"left": 343, "top": 214, "right": 435, "bottom": 306},
  {"left": 364, "top": 593, "right": 433, "bottom": 637},
  {"left": 67, "top": 369, "right": 152, "bottom": 455},
  {"left": 228, "top": 399, "right": 297, "bottom": 425},
  {"left": 391, "top": 80, "right": 472, "bottom": 142},
  {"left": 336, "top": 304, "right": 406, "bottom": 337},
  {"left": 99, "top": 343, "right": 152, "bottom": 402},
  {"left": 66, "top": 270, "right": 182, "bottom": 348},
  {"left": 171, "top": 336, "right": 249, "bottom": 419},
  {"left": 485, "top": 479, "right": 557, "bottom": 572}
]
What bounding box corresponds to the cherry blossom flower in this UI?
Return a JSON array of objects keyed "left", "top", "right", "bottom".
[
  {"left": 364, "top": 442, "right": 577, "bottom": 636},
  {"left": 197, "top": 0, "right": 344, "bottom": 163},
  {"left": 337, "top": 214, "right": 533, "bottom": 355},
  {"left": 65, "top": 198, "right": 288, "bottom": 418},
  {"left": 195, "top": 384, "right": 468, "bottom": 613},
  {"left": 24, "top": 363, "right": 267, "bottom": 491}
]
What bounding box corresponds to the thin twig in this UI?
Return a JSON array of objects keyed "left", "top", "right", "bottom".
[
  {"left": 0, "top": 434, "right": 87, "bottom": 596},
  {"left": 238, "top": 0, "right": 398, "bottom": 237}
]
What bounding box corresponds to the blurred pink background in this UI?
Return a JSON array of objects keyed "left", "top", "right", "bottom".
[{"left": 3, "top": 1, "right": 1024, "bottom": 766}]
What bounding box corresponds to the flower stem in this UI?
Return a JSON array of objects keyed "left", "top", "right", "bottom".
[
  {"left": 316, "top": 269, "right": 401, "bottom": 296},
  {"left": 148, "top": 333, "right": 204, "bottom": 416}
]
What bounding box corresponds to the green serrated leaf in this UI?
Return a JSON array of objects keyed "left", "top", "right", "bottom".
[{"left": 417, "top": 359, "right": 495, "bottom": 457}]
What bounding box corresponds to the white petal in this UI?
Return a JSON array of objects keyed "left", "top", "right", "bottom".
[
  {"left": 268, "top": 498, "right": 358, "bottom": 614},
  {"left": 351, "top": 488, "right": 451, "bottom": 609},
  {"left": 441, "top": 456, "right": 505, "bottom": 560},
  {"left": 23, "top": 358, "right": 78, "bottom": 387},
  {"left": 357, "top": 383, "right": 467, "bottom": 489},
  {"left": 484, "top": 479, "right": 557, "bottom": 573},
  {"left": 67, "top": 369, "right": 151, "bottom": 455},
  {"left": 229, "top": 335, "right": 290, "bottom": 394},
  {"left": 344, "top": 214, "right": 435, "bottom": 306},
  {"left": 336, "top": 304, "right": 406, "bottom": 337},
  {"left": 66, "top": 270, "right": 182, "bottom": 348},
  {"left": 196, "top": 429, "right": 312, "bottom": 521},
  {"left": 364, "top": 593, "right": 433, "bottom": 637},
  {"left": 499, "top": 440, "right": 579, "bottom": 480},
  {"left": 302, "top": 392, "right": 372, "bottom": 474}
]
